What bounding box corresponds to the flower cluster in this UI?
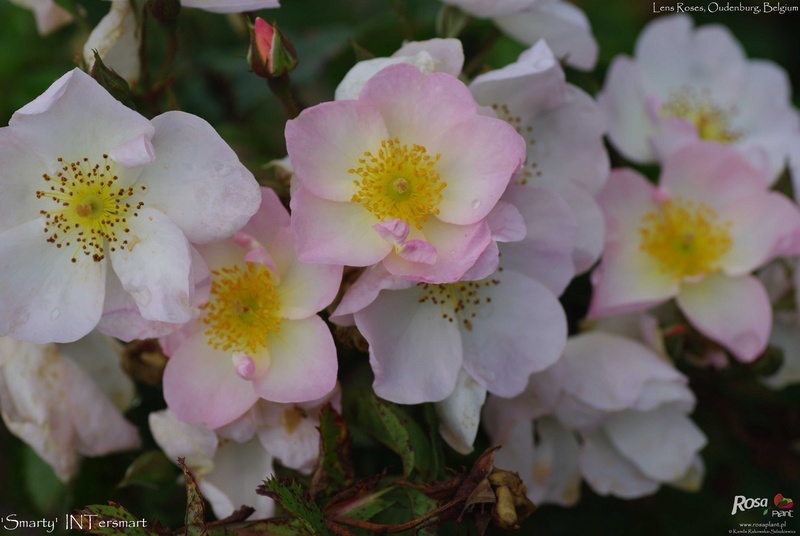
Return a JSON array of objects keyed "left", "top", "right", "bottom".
[{"left": 2, "top": 2, "right": 800, "bottom": 530}]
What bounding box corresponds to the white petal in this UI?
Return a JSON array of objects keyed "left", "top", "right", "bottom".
[
  {"left": 0, "top": 219, "right": 105, "bottom": 343},
  {"left": 435, "top": 369, "right": 486, "bottom": 454},
  {"left": 604, "top": 407, "right": 707, "bottom": 482},
  {"left": 141, "top": 112, "right": 261, "bottom": 244},
  {"left": 355, "top": 286, "right": 463, "bottom": 403},
  {"left": 580, "top": 429, "right": 661, "bottom": 499},
  {"left": 109, "top": 207, "right": 194, "bottom": 324}
]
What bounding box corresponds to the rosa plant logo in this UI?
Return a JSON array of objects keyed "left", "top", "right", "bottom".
[
  {"left": 731, "top": 495, "right": 768, "bottom": 515},
  {"left": 775, "top": 494, "right": 794, "bottom": 510},
  {"left": 772, "top": 494, "right": 794, "bottom": 518}
]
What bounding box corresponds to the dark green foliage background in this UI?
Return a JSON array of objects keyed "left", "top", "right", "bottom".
[{"left": 0, "top": 0, "right": 799, "bottom": 534}]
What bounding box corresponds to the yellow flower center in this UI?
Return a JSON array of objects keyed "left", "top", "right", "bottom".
[
  {"left": 660, "top": 87, "right": 742, "bottom": 143},
  {"left": 35, "top": 155, "right": 146, "bottom": 263},
  {"left": 201, "top": 263, "right": 281, "bottom": 354},
  {"left": 418, "top": 277, "right": 500, "bottom": 332},
  {"left": 349, "top": 138, "right": 446, "bottom": 229},
  {"left": 639, "top": 197, "right": 732, "bottom": 279}
]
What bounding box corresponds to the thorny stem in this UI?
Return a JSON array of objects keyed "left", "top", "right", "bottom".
[{"left": 267, "top": 74, "right": 300, "bottom": 119}]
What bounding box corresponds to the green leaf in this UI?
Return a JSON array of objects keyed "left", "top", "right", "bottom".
[
  {"left": 258, "top": 476, "right": 330, "bottom": 536},
  {"left": 22, "top": 445, "right": 67, "bottom": 515},
  {"left": 118, "top": 450, "right": 177, "bottom": 490},
  {"left": 178, "top": 458, "right": 207, "bottom": 536},
  {"left": 73, "top": 503, "right": 155, "bottom": 535},
  {"left": 311, "top": 404, "right": 355, "bottom": 498},
  {"left": 405, "top": 487, "right": 438, "bottom": 536},
  {"left": 346, "top": 390, "right": 436, "bottom": 478}
]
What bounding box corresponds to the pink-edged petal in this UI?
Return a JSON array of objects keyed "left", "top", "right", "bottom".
[
  {"left": 140, "top": 111, "right": 261, "bottom": 244},
  {"left": 373, "top": 219, "right": 438, "bottom": 265},
  {"left": 485, "top": 201, "right": 526, "bottom": 243},
  {"left": 597, "top": 57, "right": 655, "bottom": 163},
  {"left": 254, "top": 316, "right": 338, "bottom": 403},
  {"left": 461, "top": 271, "right": 566, "bottom": 397},
  {"left": 580, "top": 429, "right": 660, "bottom": 499},
  {"left": 461, "top": 241, "right": 500, "bottom": 281},
  {"left": 604, "top": 407, "right": 706, "bottom": 482},
  {"left": 495, "top": 0, "right": 598, "bottom": 71},
  {"left": 435, "top": 369, "right": 486, "bottom": 455},
  {"left": 286, "top": 100, "right": 388, "bottom": 201},
  {"left": 676, "top": 273, "right": 771, "bottom": 362},
  {"left": 163, "top": 332, "right": 259, "bottom": 429},
  {"left": 501, "top": 185, "right": 576, "bottom": 296},
  {"left": 109, "top": 133, "right": 154, "bottom": 168},
  {"left": 659, "top": 143, "right": 770, "bottom": 206},
  {"left": 434, "top": 114, "right": 525, "bottom": 224},
  {"left": 589, "top": 170, "right": 678, "bottom": 317},
  {"left": 358, "top": 65, "right": 478, "bottom": 147},
  {"left": 11, "top": 69, "right": 154, "bottom": 164},
  {"left": 588, "top": 238, "right": 677, "bottom": 318},
  {"left": 290, "top": 186, "right": 391, "bottom": 266},
  {"left": 330, "top": 264, "right": 416, "bottom": 322},
  {"left": 383, "top": 218, "right": 492, "bottom": 284},
  {"left": 239, "top": 187, "right": 291, "bottom": 250},
  {"left": 266, "top": 227, "right": 342, "bottom": 319},
  {"left": 109, "top": 207, "right": 193, "bottom": 324},
  {"left": 355, "top": 286, "right": 463, "bottom": 403},
  {"left": 721, "top": 192, "right": 800, "bottom": 273},
  {"left": 0, "top": 219, "right": 105, "bottom": 343}
]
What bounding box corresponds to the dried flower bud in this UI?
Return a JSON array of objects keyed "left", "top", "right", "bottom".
[{"left": 248, "top": 17, "right": 298, "bottom": 79}]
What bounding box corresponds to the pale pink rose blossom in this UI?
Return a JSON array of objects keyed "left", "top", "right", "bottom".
[
  {"left": 0, "top": 68, "right": 261, "bottom": 343},
  {"left": 162, "top": 188, "right": 341, "bottom": 429},
  {"left": 485, "top": 328, "right": 706, "bottom": 505},
  {"left": 470, "top": 41, "right": 609, "bottom": 273},
  {"left": 440, "top": 0, "right": 598, "bottom": 70},
  {"left": 598, "top": 14, "right": 800, "bottom": 183},
  {"left": 0, "top": 332, "right": 140, "bottom": 482},
  {"left": 287, "top": 63, "right": 526, "bottom": 284},
  {"left": 589, "top": 143, "right": 800, "bottom": 362},
  {"left": 331, "top": 185, "right": 572, "bottom": 407}
]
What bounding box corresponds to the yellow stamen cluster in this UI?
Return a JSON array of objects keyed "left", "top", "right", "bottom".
[
  {"left": 661, "top": 87, "right": 743, "bottom": 143},
  {"left": 639, "top": 197, "right": 732, "bottom": 279},
  {"left": 201, "top": 263, "right": 281, "bottom": 354},
  {"left": 350, "top": 138, "right": 446, "bottom": 229},
  {"left": 418, "top": 276, "right": 501, "bottom": 332},
  {"left": 35, "top": 155, "right": 145, "bottom": 263}
]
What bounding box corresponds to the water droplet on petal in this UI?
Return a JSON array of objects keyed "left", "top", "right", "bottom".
[
  {"left": 472, "top": 199, "right": 482, "bottom": 210},
  {"left": 50, "top": 308, "right": 60, "bottom": 320},
  {"left": 133, "top": 287, "right": 152, "bottom": 307}
]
